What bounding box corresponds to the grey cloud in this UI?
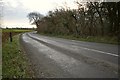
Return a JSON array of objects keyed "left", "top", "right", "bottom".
[{"left": 3, "top": 1, "right": 30, "bottom": 21}]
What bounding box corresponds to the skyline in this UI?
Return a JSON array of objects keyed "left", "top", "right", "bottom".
[
  {"left": 1, "top": 0, "right": 119, "bottom": 28},
  {"left": 2, "top": 0, "right": 78, "bottom": 28}
]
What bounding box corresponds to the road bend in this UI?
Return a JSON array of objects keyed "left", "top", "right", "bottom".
[{"left": 20, "top": 32, "right": 119, "bottom": 78}]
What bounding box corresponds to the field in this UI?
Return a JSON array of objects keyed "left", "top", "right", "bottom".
[{"left": 2, "top": 29, "right": 32, "bottom": 44}]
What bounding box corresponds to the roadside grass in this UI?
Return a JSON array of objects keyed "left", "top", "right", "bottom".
[
  {"left": 2, "top": 34, "right": 34, "bottom": 78},
  {"left": 39, "top": 33, "right": 119, "bottom": 45},
  {"left": 59, "top": 35, "right": 118, "bottom": 44}
]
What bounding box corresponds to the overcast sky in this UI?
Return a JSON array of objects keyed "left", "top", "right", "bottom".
[
  {"left": 1, "top": 0, "right": 119, "bottom": 28},
  {"left": 2, "top": 0, "right": 78, "bottom": 28}
]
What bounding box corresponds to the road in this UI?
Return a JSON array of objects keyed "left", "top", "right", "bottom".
[{"left": 20, "top": 32, "right": 119, "bottom": 78}]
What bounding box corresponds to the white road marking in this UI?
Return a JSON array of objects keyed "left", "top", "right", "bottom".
[{"left": 79, "top": 46, "right": 119, "bottom": 57}]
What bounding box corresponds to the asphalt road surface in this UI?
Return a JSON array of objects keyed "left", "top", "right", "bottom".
[{"left": 20, "top": 32, "right": 119, "bottom": 78}]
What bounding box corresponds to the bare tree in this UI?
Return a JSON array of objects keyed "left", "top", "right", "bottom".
[{"left": 27, "top": 12, "right": 44, "bottom": 28}]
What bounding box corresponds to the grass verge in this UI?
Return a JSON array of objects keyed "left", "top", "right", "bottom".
[
  {"left": 39, "top": 33, "right": 119, "bottom": 45},
  {"left": 2, "top": 34, "right": 34, "bottom": 78}
]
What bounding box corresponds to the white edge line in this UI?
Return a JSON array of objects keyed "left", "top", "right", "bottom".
[{"left": 81, "top": 47, "right": 119, "bottom": 57}]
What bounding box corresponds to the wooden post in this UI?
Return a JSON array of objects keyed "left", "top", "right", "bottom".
[{"left": 9, "top": 32, "right": 12, "bottom": 42}]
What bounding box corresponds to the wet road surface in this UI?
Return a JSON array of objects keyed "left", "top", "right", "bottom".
[{"left": 20, "top": 32, "right": 118, "bottom": 78}]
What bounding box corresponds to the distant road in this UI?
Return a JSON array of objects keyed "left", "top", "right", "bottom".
[{"left": 20, "top": 32, "right": 118, "bottom": 78}]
